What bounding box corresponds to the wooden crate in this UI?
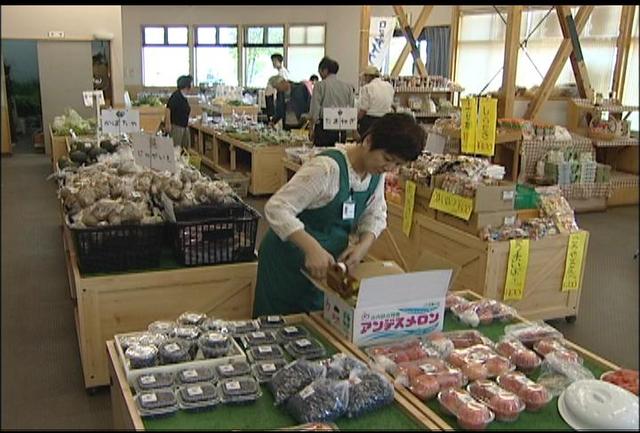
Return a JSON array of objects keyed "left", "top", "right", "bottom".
[
  {"left": 49, "top": 124, "right": 69, "bottom": 170},
  {"left": 63, "top": 226, "right": 257, "bottom": 389},
  {"left": 107, "top": 314, "right": 440, "bottom": 430},
  {"left": 370, "top": 203, "right": 589, "bottom": 322}
]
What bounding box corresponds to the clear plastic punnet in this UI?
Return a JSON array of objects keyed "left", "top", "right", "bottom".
[
  {"left": 158, "top": 340, "right": 192, "bottom": 365},
  {"left": 242, "top": 331, "right": 279, "bottom": 348},
  {"left": 447, "top": 345, "right": 515, "bottom": 381},
  {"left": 365, "top": 338, "right": 442, "bottom": 373},
  {"left": 252, "top": 358, "right": 288, "bottom": 383},
  {"left": 133, "top": 371, "right": 175, "bottom": 392},
  {"left": 284, "top": 338, "right": 327, "bottom": 360},
  {"left": 268, "top": 359, "right": 327, "bottom": 406},
  {"left": 257, "top": 315, "right": 286, "bottom": 329},
  {"left": 225, "top": 320, "right": 260, "bottom": 337},
  {"left": 533, "top": 338, "right": 583, "bottom": 365},
  {"left": 286, "top": 378, "right": 349, "bottom": 424},
  {"left": 437, "top": 388, "right": 495, "bottom": 430},
  {"left": 126, "top": 344, "right": 159, "bottom": 369},
  {"left": 394, "top": 357, "right": 467, "bottom": 401},
  {"left": 134, "top": 388, "right": 179, "bottom": 418},
  {"left": 467, "top": 380, "right": 526, "bottom": 422},
  {"left": 445, "top": 292, "right": 470, "bottom": 311},
  {"left": 425, "top": 330, "right": 494, "bottom": 356},
  {"left": 177, "top": 311, "right": 207, "bottom": 327},
  {"left": 198, "top": 331, "right": 232, "bottom": 359},
  {"left": 503, "top": 322, "right": 564, "bottom": 348},
  {"left": 176, "top": 382, "right": 221, "bottom": 412},
  {"left": 536, "top": 351, "right": 595, "bottom": 396},
  {"left": 176, "top": 366, "right": 217, "bottom": 385},
  {"left": 496, "top": 371, "right": 553, "bottom": 412},
  {"left": 495, "top": 337, "right": 542, "bottom": 373},
  {"left": 276, "top": 325, "right": 310, "bottom": 342},
  {"left": 218, "top": 375, "right": 262, "bottom": 404},
  {"left": 451, "top": 299, "right": 517, "bottom": 328},
  {"left": 147, "top": 321, "right": 177, "bottom": 336},
  {"left": 247, "top": 344, "right": 286, "bottom": 362},
  {"left": 215, "top": 360, "right": 252, "bottom": 379}
]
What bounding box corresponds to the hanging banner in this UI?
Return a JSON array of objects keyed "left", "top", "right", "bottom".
[
  {"left": 562, "top": 231, "right": 588, "bottom": 291},
  {"left": 476, "top": 97, "right": 498, "bottom": 156},
  {"left": 402, "top": 180, "right": 417, "bottom": 237},
  {"left": 460, "top": 97, "right": 478, "bottom": 154},
  {"left": 369, "top": 17, "right": 396, "bottom": 70},
  {"left": 504, "top": 239, "right": 530, "bottom": 301}
]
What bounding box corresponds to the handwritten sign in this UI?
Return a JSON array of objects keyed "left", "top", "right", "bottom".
[
  {"left": 428, "top": 188, "right": 474, "bottom": 221},
  {"left": 562, "top": 232, "right": 587, "bottom": 291},
  {"left": 131, "top": 132, "right": 176, "bottom": 173},
  {"left": 460, "top": 97, "right": 477, "bottom": 154},
  {"left": 82, "top": 90, "right": 105, "bottom": 107},
  {"left": 476, "top": 97, "right": 497, "bottom": 156},
  {"left": 101, "top": 109, "right": 141, "bottom": 134},
  {"left": 425, "top": 132, "right": 446, "bottom": 154},
  {"left": 402, "top": 180, "right": 417, "bottom": 237},
  {"left": 504, "top": 239, "right": 530, "bottom": 301},
  {"left": 324, "top": 107, "right": 357, "bottom": 131}
]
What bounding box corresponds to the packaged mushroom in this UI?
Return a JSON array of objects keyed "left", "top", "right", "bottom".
[
  {"left": 176, "top": 382, "right": 221, "bottom": 412},
  {"left": 134, "top": 389, "right": 179, "bottom": 418},
  {"left": 171, "top": 325, "right": 201, "bottom": 358},
  {"left": 177, "top": 312, "right": 207, "bottom": 327}
]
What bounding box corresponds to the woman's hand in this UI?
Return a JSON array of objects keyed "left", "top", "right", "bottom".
[
  {"left": 304, "top": 243, "right": 335, "bottom": 279},
  {"left": 338, "top": 242, "right": 369, "bottom": 271}
]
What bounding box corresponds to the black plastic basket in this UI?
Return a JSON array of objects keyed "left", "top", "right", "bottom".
[
  {"left": 172, "top": 201, "right": 260, "bottom": 267},
  {"left": 70, "top": 223, "right": 166, "bottom": 274}
]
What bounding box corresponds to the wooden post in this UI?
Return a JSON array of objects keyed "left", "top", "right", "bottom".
[
  {"left": 612, "top": 5, "right": 636, "bottom": 100},
  {"left": 390, "top": 6, "right": 433, "bottom": 77},
  {"left": 393, "top": 5, "right": 429, "bottom": 77},
  {"left": 499, "top": 6, "right": 523, "bottom": 118},
  {"left": 449, "top": 6, "right": 460, "bottom": 82},
  {"left": 556, "top": 5, "right": 594, "bottom": 101},
  {"left": 524, "top": 6, "right": 594, "bottom": 120},
  {"left": 359, "top": 6, "right": 372, "bottom": 74}
]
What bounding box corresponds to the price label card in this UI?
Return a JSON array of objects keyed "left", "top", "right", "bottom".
[
  {"left": 460, "top": 97, "right": 478, "bottom": 154},
  {"left": 257, "top": 346, "right": 273, "bottom": 353},
  {"left": 187, "top": 386, "right": 204, "bottom": 397},
  {"left": 295, "top": 339, "right": 311, "bottom": 348},
  {"left": 183, "top": 370, "right": 198, "bottom": 379},
  {"left": 562, "top": 232, "right": 587, "bottom": 291},
  {"left": 267, "top": 315, "right": 281, "bottom": 323},
  {"left": 150, "top": 136, "right": 176, "bottom": 173},
  {"left": 504, "top": 239, "right": 530, "bottom": 301},
  {"left": 225, "top": 381, "right": 241, "bottom": 391},
  {"left": 323, "top": 107, "right": 357, "bottom": 131},
  {"left": 284, "top": 326, "right": 299, "bottom": 334},
  {"left": 101, "top": 109, "right": 141, "bottom": 134},
  {"left": 140, "top": 375, "right": 156, "bottom": 385},
  {"left": 402, "top": 180, "right": 417, "bottom": 237},
  {"left": 141, "top": 393, "right": 158, "bottom": 404},
  {"left": 299, "top": 385, "right": 315, "bottom": 399},
  {"left": 429, "top": 188, "right": 474, "bottom": 220},
  {"left": 219, "top": 365, "right": 234, "bottom": 373},
  {"left": 261, "top": 363, "right": 277, "bottom": 372},
  {"left": 252, "top": 332, "right": 266, "bottom": 339},
  {"left": 476, "top": 97, "right": 497, "bottom": 156}
]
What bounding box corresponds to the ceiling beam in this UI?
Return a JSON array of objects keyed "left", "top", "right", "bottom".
[{"left": 390, "top": 5, "right": 433, "bottom": 77}]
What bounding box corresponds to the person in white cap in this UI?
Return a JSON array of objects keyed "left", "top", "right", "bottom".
[{"left": 357, "top": 65, "right": 395, "bottom": 138}]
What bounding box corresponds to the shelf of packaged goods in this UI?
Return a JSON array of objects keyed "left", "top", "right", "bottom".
[
  {"left": 592, "top": 136, "right": 639, "bottom": 148},
  {"left": 571, "top": 98, "right": 639, "bottom": 113}
]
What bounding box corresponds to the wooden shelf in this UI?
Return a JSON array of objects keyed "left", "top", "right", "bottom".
[
  {"left": 593, "top": 136, "right": 639, "bottom": 147},
  {"left": 571, "top": 98, "right": 639, "bottom": 113},
  {"left": 413, "top": 112, "right": 455, "bottom": 118}
]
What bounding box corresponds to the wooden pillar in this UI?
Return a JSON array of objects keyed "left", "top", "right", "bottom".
[
  {"left": 393, "top": 5, "right": 428, "bottom": 77},
  {"left": 499, "top": 6, "right": 523, "bottom": 118},
  {"left": 390, "top": 6, "right": 433, "bottom": 77},
  {"left": 359, "top": 6, "right": 372, "bottom": 74},
  {"left": 556, "top": 5, "right": 594, "bottom": 100},
  {"left": 524, "top": 6, "right": 593, "bottom": 120},
  {"left": 612, "top": 5, "right": 636, "bottom": 100},
  {"left": 449, "top": 6, "right": 460, "bottom": 81}
]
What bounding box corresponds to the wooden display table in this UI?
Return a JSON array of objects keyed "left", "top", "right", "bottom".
[
  {"left": 107, "top": 314, "right": 438, "bottom": 431},
  {"left": 49, "top": 124, "right": 70, "bottom": 171},
  {"left": 369, "top": 203, "right": 588, "bottom": 322},
  {"left": 310, "top": 289, "right": 622, "bottom": 431},
  {"left": 62, "top": 225, "right": 257, "bottom": 389}
]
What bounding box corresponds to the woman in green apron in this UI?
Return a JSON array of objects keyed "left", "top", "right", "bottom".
[{"left": 253, "top": 113, "right": 426, "bottom": 317}]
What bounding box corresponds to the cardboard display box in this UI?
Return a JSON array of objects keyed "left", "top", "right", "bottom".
[
  {"left": 434, "top": 175, "right": 516, "bottom": 213},
  {"left": 306, "top": 261, "right": 453, "bottom": 347},
  {"left": 436, "top": 210, "right": 517, "bottom": 236}
]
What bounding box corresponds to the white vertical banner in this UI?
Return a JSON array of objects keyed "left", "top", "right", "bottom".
[{"left": 368, "top": 17, "right": 396, "bottom": 71}]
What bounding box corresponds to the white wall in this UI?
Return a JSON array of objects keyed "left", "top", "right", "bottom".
[
  {"left": 121, "top": 5, "right": 454, "bottom": 88},
  {"left": 1, "top": 5, "right": 125, "bottom": 105}
]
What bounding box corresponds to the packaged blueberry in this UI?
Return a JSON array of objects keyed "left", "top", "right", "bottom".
[
  {"left": 198, "top": 331, "right": 232, "bottom": 359},
  {"left": 138, "top": 332, "right": 168, "bottom": 348},
  {"left": 219, "top": 376, "right": 262, "bottom": 404},
  {"left": 247, "top": 344, "right": 286, "bottom": 362},
  {"left": 242, "top": 331, "right": 279, "bottom": 348},
  {"left": 226, "top": 320, "right": 260, "bottom": 337},
  {"left": 268, "top": 359, "right": 327, "bottom": 405},
  {"left": 252, "top": 359, "right": 288, "bottom": 383},
  {"left": 200, "top": 318, "right": 228, "bottom": 333},
  {"left": 176, "top": 382, "right": 221, "bottom": 412},
  {"left": 119, "top": 334, "right": 143, "bottom": 352},
  {"left": 215, "top": 360, "right": 252, "bottom": 379},
  {"left": 158, "top": 340, "right": 192, "bottom": 365},
  {"left": 323, "top": 353, "right": 369, "bottom": 380},
  {"left": 126, "top": 344, "right": 158, "bottom": 369},
  {"left": 134, "top": 372, "right": 175, "bottom": 392},
  {"left": 277, "top": 325, "right": 310, "bottom": 342},
  {"left": 285, "top": 338, "right": 327, "bottom": 360},
  {"left": 286, "top": 378, "right": 349, "bottom": 423},
  {"left": 258, "top": 315, "right": 286, "bottom": 329},
  {"left": 134, "top": 388, "right": 178, "bottom": 418},
  {"left": 345, "top": 369, "right": 395, "bottom": 418},
  {"left": 177, "top": 311, "right": 207, "bottom": 327},
  {"left": 177, "top": 367, "right": 217, "bottom": 385},
  {"left": 172, "top": 326, "right": 201, "bottom": 358},
  {"left": 147, "top": 321, "right": 177, "bottom": 336}
]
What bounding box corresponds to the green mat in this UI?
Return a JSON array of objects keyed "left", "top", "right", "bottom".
[{"left": 142, "top": 324, "right": 426, "bottom": 431}]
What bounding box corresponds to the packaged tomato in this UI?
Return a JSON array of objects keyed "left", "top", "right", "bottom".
[
  {"left": 503, "top": 322, "right": 563, "bottom": 348},
  {"left": 437, "top": 388, "right": 495, "bottom": 430},
  {"left": 446, "top": 292, "right": 470, "bottom": 311},
  {"left": 496, "top": 372, "right": 552, "bottom": 412},
  {"left": 533, "top": 338, "right": 583, "bottom": 364},
  {"left": 451, "top": 300, "right": 516, "bottom": 328},
  {"left": 601, "top": 369, "right": 639, "bottom": 396},
  {"left": 467, "top": 380, "right": 525, "bottom": 422},
  {"left": 447, "top": 345, "right": 515, "bottom": 381},
  {"left": 426, "top": 330, "right": 493, "bottom": 357},
  {"left": 495, "top": 338, "right": 542, "bottom": 373},
  {"left": 395, "top": 358, "right": 467, "bottom": 401},
  {"left": 365, "top": 338, "right": 440, "bottom": 373}
]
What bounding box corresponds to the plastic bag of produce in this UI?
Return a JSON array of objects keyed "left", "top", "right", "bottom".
[
  {"left": 286, "top": 378, "right": 349, "bottom": 423},
  {"left": 322, "top": 353, "right": 368, "bottom": 380},
  {"left": 536, "top": 351, "right": 594, "bottom": 396},
  {"left": 268, "top": 359, "right": 327, "bottom": 406},
  {"left": 345, "top": 369, "right": 394, "bottom": 418}
]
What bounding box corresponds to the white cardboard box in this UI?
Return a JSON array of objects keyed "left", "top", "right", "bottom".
[{"left": 309, "top": 261, "right": 452, "bottom": 347}]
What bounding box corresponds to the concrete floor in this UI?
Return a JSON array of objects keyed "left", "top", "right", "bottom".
[{"left": 1, "top": 152, "right": 638, "bottom": 429}]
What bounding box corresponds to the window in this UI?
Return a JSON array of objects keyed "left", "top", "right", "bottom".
[
  {"left": 194, "top": 26, "right": 239, "bottom": 86},
  {"left": 287, "top": 25, "right": 325, "bottom": 81},
  {"left": 243, "top": 25, "right": 284, "bottom": 88},
  {"left": 142, "top": 26, "right": 189, "bottom": 87}
]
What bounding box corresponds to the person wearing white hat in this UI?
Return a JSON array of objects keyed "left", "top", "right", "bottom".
[{"left": 357, "top": 65, "right": 395, "bottom": 138}]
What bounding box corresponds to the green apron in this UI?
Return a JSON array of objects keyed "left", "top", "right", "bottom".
[{"left": 253, "top": 150, "right": 381, "bottom": 317}]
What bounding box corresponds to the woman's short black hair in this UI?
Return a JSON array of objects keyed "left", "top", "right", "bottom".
[
  {"left": 318, "top": 57, "right": 339, "bottom": 74},
  {"left": 367, "top": 113, "right": 425, "bottom": 162},
  {"left": 177, "top": 75, "right": 193, "bottom": 90},
  {"left": 309, "top": 74, "right": 319, "bottom": 81},
  {"left": 271, "top": 53, "right": 284, "bottom": 63}
]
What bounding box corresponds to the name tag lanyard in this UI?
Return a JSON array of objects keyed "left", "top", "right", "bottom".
[{"left": 343, "top": 189, "right": 356, "bottom": 220}]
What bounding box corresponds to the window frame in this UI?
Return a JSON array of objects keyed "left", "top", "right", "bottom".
[
  {"left": 287, "top": 24, "right": 326, "bottom": 47},
  {"left": 243, "top": 24, "right": 286, "bottom": 48},
  {"left": 142, "top": 25, "right": 189, "bottom": 46},
  {"left": 194, "top": 25, "right": 239, "bottom": 48}
]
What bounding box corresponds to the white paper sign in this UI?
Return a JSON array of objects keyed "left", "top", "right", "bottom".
[
  {"left": 131, "top": 133, "right": 176, "bottom": 173},
  {"left": 369, "top": 17, "right": 396, "bottom": 70},
  {"left": 323, "top": 107, "right": 357, "bottom": 131},
  {"left": 101, "top": 109, "right": 141, "bottom": 134},
  {"left": 82, "top": 90, "right": 105, "bottom": 107},
  {"left": 425, "top": 132, "right": 446, "bottom": 154}
]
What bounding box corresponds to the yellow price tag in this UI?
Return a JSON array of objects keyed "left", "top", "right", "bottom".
[
  {"left": 428, "top": 188, "right": 474, "bottom": 220},
  {"left": 562, "top": 232, "right": 588, "bottom": 291},
  {"left": 460, "top": 97, "right": 478, "bottom": 154},
  {"left": 504, "top": 239, "right": 530, "bottom": 301},
  {"left": 476, "top": 97, "right": 497, "bottom": 156},
  {"left": 189, "top": 153, "right": 202, "bottom": 170},
  {"left": 402, "top": 180, "right": 417, "bottom": 237}
]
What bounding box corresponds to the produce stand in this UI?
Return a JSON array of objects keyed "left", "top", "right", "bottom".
[
  {"left": 62, "top": 224, "right": 258, "bottom": 389},
  {"left": 309, "top": 289, "right": 622, "bottom": 432},
  {"left": 107, "top": 313, "right": 439, "bottom": 431},
  {"left": 368, "top": 203, "right": 588, "bottom": 322},
  {"left": 49, "top": 124, "right": 69, "bottom": 170}
]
